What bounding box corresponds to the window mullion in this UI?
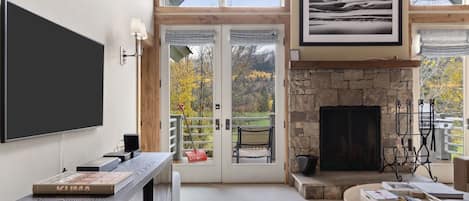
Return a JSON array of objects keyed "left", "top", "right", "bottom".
[
  {"left": 464, "top": 56, "right": 468, "bottom": 156},
  {"left": 220, "top": 0, "right": 225, "bottom": 7}
]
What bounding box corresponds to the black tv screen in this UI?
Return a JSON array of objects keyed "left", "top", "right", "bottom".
[{"left": 1, "top": 1, "right": 104, "bottom": 142}]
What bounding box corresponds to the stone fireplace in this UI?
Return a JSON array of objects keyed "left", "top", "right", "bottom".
[{"left": 289, "top": 68, "right": 414, "bottom": 177}]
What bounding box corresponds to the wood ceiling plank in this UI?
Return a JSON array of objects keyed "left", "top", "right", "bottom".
[{"left": 290, "top": 60, "right": 421, "bottom": 70}]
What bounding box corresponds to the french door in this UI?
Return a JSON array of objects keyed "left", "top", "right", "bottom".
[{"left": 160, "top": 25, "right": 285, "bottom": 183}]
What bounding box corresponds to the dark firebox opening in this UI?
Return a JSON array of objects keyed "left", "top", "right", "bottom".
[{"left": 320, "top": 106, "right": 381, "bottom": 171}]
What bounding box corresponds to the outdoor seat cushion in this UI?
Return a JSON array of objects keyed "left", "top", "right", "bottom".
[{"left": 237, "top": 148, "right": 271, "bottom": 158}]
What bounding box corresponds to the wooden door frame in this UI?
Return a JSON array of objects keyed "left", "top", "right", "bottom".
[{"left": 141, "top": 34, "right": 160, "bottom": 152}]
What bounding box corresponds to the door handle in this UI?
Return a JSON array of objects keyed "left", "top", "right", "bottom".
[
  {"left": 215, "top": 119, "right": 220, "bottom": 130},
  {"left": 226, "top": 119, "right": 231, "bottom": 130}
]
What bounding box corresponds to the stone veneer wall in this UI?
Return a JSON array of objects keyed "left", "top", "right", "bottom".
[{"left": 288, "top": 68, "right": 413, "bottom": 179}]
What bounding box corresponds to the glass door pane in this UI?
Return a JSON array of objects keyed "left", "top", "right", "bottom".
[
  {"left": 419, "top": 56, "right": 464, "bottom": 162},
  {"left": 231, "top": 44, "right": 276, "bottom": 164},
  {"left": 169, "top": 45, "right": 216, "bottom": 164}
]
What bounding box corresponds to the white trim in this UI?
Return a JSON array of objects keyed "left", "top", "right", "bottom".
[{"left": 464, "top": 56, "right": 469, "bottom": 156}]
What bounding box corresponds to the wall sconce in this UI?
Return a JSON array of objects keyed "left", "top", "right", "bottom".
[
  {"left": 120, "top": 18, "right": 148, "bottom": 65},
  {"left": 119, "top": 18, "right": 148, "bottom": 136}
]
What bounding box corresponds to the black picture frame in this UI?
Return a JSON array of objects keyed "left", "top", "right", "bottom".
[{"left": 300, "top": 0, "right": 402, "bottom": 46}]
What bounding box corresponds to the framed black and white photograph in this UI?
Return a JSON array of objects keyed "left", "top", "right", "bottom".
[{"left": 300, "top": 0, "right": 402, "bottom": 46}]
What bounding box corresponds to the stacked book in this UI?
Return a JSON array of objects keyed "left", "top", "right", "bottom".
[
  {"left": 411, "top": 182, "right": 464, "bottom": 200},
  {"left": 382, "top": 182, "right": 465, "bottom": 200},
  {"left": 360, "top": 189, "right": 399, "bottom": 201},
  {"left": 382, "top": 182, "right": 425, "bottom": 198},
  {"left": 76, "top": 157, "right": 121, "bottom": 172},
  {"left": 33, "top": 171, "right": 133, "bottom": 195},
  {"left": 360, "top": 182, "right": 466, "bottom": 201}
]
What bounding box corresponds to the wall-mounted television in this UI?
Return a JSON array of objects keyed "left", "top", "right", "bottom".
[{"left": 1, "top": 0, "right": 104, "bottom": 142}]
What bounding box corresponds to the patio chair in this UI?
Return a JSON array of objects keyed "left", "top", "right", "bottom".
[{"left": 234, "top": 127, "right": 273, "bottom": 163}]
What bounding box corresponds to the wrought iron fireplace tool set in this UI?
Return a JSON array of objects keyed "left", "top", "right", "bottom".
[{"left": 382, "top": 99, "right": 438, "bottom": 182}]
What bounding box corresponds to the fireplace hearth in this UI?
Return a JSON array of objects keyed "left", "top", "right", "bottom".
[{"left": 320, "top": 106, "right": 381, "bottom": 171}]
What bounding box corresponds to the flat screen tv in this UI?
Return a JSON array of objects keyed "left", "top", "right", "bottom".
[{"left": 0, "top": 1, "right": 104, "bottom": 142}]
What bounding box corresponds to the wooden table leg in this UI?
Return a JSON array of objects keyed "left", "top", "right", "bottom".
[{"left": 143, "top": 178, "right": 154, "bottom": 201}]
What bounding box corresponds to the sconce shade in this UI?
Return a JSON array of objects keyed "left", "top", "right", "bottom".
[
  {"left": 130, "top": 18, "right": 141, "bottom": 34},
  {"left": 120, "top": 18, "right": 148, "bottom": 65},
  {"left": 140, "top": 26, "right": 148, "bottom": 40},
  {"left": 130, "top": 18, "right": 148, "bottom": 40}
]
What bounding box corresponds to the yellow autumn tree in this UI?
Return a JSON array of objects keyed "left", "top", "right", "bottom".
[
  {"left": 170, "top": 57, "right": 200, "bottom": 117},
  {"left": 420, "top": 56, "right": 463, "bottom": 115}
]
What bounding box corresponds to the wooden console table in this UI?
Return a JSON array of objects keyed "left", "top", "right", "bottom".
[{"left": 18, "top": 152, "right": 173, "bottom": 201}]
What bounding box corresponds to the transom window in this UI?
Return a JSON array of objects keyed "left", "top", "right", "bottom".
[
  {"left": 411, "top": 0, "right": 469, "bottom": 6},
  {"left": 161, "top": 0, "right": 284, "bottom": 7}
]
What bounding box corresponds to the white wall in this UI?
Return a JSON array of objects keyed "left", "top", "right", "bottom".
[{"left": 0, "top": 0, "right": 153, "bottom": 200}]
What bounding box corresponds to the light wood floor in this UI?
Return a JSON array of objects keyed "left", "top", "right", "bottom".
[{"left": 181, "top": 184, "right": 339, "bottom": 201}]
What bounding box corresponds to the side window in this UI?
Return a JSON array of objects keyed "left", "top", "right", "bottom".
[{"left": 419, "top": 56, "right": 465, "bottom": 161}]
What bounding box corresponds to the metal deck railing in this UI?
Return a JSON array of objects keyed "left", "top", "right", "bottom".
[
  {"left": 435, "top": 116, "right": 464, "bottom": 157},
  {"left": 169, "top": 114, "right": 275, "bottom": 160}
]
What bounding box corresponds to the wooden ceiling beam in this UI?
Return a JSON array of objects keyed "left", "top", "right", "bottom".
[
  {"left": 155, "top": 7, "right": 290, "bottom": 14},
  {"left": 409, "top": 5, "right": 469, "bottom": 11},
  {"left": 410, "top": 13, "right": 469, "bottom": 23},
  {"left": 155, "top": 14, "right": 289, "bottom": 25},
  {"left": 290, "top": 60, "right": 421, "bottom": 70}
]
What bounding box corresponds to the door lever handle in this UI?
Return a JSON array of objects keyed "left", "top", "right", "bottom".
[
  {"left": 215, "top": 119, "right": 220, "bottom": 130},
  {"left": 226, "top": 119, "right": 231, "bottom": 130}
]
